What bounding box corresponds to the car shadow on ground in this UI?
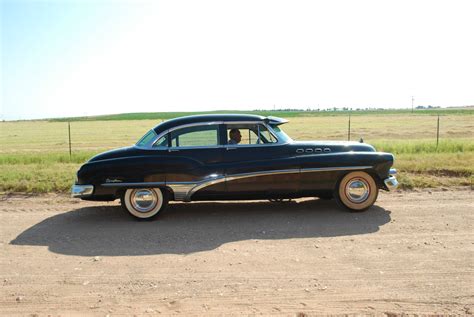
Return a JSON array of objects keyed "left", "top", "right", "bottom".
[{"left": 11, "top": 199, "right": 391, "bottom": 256}]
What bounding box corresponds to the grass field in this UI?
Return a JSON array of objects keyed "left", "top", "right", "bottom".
[
  {"left": 47, "top": 108, "right": 474, "bottom": 122},
  {"left": 1, "top": 111, "right": 473, "bottom": 193}
]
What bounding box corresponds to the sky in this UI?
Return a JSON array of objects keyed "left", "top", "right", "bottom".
[{"left": 1, "top": 0, "right": 473, "bottom": 120}]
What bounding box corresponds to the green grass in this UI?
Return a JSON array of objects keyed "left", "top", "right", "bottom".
[
  {"left": 1, "top": 112, "right": 473, "bottom": 193},
  {"left": 373, "top": 140, "right": 474, "bottom": 154},
  {"left": 0, "top": 163, "right": 78, "bottom": 193}
]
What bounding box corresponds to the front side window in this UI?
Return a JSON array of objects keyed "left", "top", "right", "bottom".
[
  {"left": 226, "top": 124, "right": 277, "bottom": 146},
  {"left": 170, "top": 125, "right": 219, "bottom": 148}
]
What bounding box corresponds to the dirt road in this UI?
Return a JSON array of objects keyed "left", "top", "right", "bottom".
[{"left": 1, "top": 190, "right": 473, "bottom": 315}]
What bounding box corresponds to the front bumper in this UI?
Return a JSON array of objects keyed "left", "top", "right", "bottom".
[
  {"left": 71, "top": 184, "right": 94, "bottom": 198},
  {"left": 384, "top": 168, "right": 399, "bottom": 191}
]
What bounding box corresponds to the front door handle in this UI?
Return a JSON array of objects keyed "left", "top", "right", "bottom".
[{"left": 226, "top": 147, "right": 237, "bottom": 151}]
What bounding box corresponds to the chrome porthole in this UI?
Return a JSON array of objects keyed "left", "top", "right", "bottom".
[
  {"left": 345, "top": 178, "right": 370, "bottom": 203},
  {"left": 130, "top": 189, "right": 158, "bottom": 213}
]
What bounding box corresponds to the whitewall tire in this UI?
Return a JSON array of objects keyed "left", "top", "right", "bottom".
[
  {"left": 335, "top": 171, "right": 378, "bottom": 212},
  {"left": 121, "top": 188, "right": 168, "bottom": 220}
]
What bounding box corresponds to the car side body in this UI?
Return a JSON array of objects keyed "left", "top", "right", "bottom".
[{"left": 72, "top": 114, "right": 398, "bottom": 219}]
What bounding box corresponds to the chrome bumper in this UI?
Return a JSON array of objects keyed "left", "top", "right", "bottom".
[
  {"left": 384, "top": 168, "right": 399, "bottom": 191},
  {"left": 71, "top": 185, "right": 94, "bottom": 198}
]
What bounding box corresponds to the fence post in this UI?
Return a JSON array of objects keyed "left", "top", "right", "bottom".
[
  {"left": 348, "top": 114, "right": 351, "bottom": 141},
  {"left": 68, "top": 122, "right": 72, "bottom": 159},
  {"left": 436, "top": 115, "right": 440, "bottom": 148}
]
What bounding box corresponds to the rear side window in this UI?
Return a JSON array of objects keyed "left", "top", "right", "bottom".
[
  {"left": 153, "top": 135, "right": 168, "bottom": 148},
  {"left": 136, "top": 130, "right": 157, "bottom": 147},
  {"left": 170, "top": 125, "right": 219, "bottom": 148}
]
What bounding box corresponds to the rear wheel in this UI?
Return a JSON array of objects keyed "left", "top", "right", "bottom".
[
  {"left": 121, "top": 188, "right": 168, "bottom": 220},
  {"left": 335, "top": 171, "right": 378, "bottom": 212}
]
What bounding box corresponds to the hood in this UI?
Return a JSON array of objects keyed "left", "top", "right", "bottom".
[{"left": 292, "top": 140, "right": 376, "bottom": 152}]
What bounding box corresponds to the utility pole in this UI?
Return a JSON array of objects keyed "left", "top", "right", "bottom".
[{"left": 411, "top": 96, "right": 414, "bottom": 113}]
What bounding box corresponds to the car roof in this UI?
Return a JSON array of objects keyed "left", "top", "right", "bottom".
[{"left": 152, "top": 114, "right": 287, "bottom": 133}]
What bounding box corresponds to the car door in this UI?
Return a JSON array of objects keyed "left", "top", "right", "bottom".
[
  {"left": 222, "top": 122, "right": 299, "bottom": 199},
  {"left": 164, "top": 123, "right": 226, "bottom": 200}
]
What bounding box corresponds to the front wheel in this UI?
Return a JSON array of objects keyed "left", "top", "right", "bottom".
[
  {"left": 335, "top": 171, "right": 378, "bottom": 212},
  {"left": 121, "top": 188, "right": 168, "bottom": 220}
]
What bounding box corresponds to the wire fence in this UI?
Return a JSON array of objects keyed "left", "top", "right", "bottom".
[{"left": 0, "top": 114, "right": 473, "bottom": 157}]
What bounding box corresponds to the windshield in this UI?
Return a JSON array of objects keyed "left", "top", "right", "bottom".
[
  {"left": 136, "top": 129, "right": 157, "bottom": 146},
  {"left": 270, "top": 125, "right": 292, "bottom": 143}
]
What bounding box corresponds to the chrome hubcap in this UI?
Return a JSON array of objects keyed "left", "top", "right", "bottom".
[
  {"left": 345, "top": 178, "right": 370, "bottom": 203},
  {"left": 131, "top": 189, "right": 158, "bottom": 213}
]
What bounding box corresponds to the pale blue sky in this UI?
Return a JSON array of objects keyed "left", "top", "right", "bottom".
[{"left": 1, "top": 0, "right": 473, "bottom": 120}]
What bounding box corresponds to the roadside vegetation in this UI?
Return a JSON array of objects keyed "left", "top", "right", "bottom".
[{"left": 1, "top": 110, "right": 472, "bottom": 193}]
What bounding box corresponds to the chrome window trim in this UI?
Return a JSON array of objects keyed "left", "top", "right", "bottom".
[
  {"left": 101, "top": 166, "right": 373, "bottom": 201},
  {"left": 140, "top": 120, "right": 284, "bottom": 150},
  {"left": 224, "top": 142, "right": 287, "bottom": 149},
  {"left": 168, "top": 145, "right": 222, "bottom": 151}
]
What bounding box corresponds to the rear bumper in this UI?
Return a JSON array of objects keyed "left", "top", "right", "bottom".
[
  {"left": 383, "top": 168, "right": 399, "bottom": 191},
  {"left": 71, "top": 184, "right": 94, "bottom": 198}
]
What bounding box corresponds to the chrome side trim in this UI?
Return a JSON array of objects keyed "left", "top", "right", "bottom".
[
  {"left": 300, "top": 166, "right": 371, "bottom": 173},
  {"left": 185, "top": 177, "right": 226, "bottom": 200},
  {"left": 100, "top": 166, "right": 373, "bottom": 201},
  {"left": 167, "top": 183, "right": 197, "bottom": 201},
  {"left": 225, "top": 169, "right": 298, "bottom": 182},
  {"left": 102, "top": 182, "right": 166, "bottom": 187},
  {"left": 71, "top": 185, "right": 94, "bottom": 198},
  {"left": 384, "top": 175, "right": 399, "bottom": 191}
]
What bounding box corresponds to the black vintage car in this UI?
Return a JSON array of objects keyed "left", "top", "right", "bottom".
[{"left": 72, "top": 114, "right": 398, "bottom": 219}]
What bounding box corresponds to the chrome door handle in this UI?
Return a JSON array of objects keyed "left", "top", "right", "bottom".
[
  {"left": 168, "top": 149, "right": 180, "bottom": 152},
  {"left": 226, "top": 147, "right": 237, "bottom": 150}
]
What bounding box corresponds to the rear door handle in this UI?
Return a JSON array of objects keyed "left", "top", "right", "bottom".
[{"left": 226, "top": 147, "right": 237, "bottom": 151}]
